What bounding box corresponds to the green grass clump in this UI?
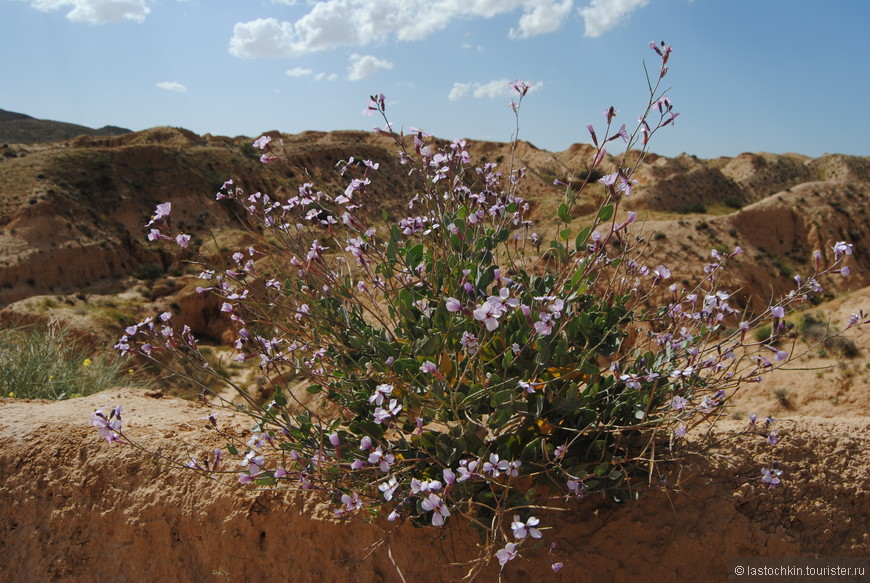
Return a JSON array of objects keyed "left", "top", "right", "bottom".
[{"left": 0, "top": 320, "right": 143, "bottom": 399}]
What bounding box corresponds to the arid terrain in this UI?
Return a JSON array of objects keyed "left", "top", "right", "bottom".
[{"left": 1, "top": 118, "right": 868, "bottom": 582}]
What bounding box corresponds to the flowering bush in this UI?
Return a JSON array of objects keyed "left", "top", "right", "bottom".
[{"left": 98, "top": 41, "right": 863, "bottom": 577}]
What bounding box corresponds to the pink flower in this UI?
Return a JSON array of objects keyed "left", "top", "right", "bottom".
[{"left": 252, "top": 135, "right": 271, "bottom": 149}]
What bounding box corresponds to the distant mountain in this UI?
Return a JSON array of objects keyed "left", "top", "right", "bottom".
[{"left": 0, "top": 108, "right": 131, "bottom": 144}]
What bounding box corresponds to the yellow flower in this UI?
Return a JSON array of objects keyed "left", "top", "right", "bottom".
[
  {"left": 82, "top": 358, "right": 93, "bottom": 368},
  {"left": 7, "top": 392, "right": 13, "bottom": 398},
  {"left": 48, "top": 375, "right": 54, "bottom": 382}
]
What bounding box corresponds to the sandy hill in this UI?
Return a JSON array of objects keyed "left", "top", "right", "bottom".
[
  {"left": 1, "top": 123, "right": 869, "bottom": 582},
  {"left": 0, "top": 107, "right": 130, "bottom": 144}
]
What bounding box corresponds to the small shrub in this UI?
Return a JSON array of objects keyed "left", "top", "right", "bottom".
[
  {"left": 94, "top": 41, "right": 860, "bottom": 577},
  {"left": 132, "top": 263, "right": 162, "bottom": 280},
  {"left": 678, "top": 202, "right": 707, "bottom": 214},
  {"left": 827, "top": 337, "right": 859, "bottom": 358},
  {"left": 0, "top": 320, "right": 146, "bottom": 399}
]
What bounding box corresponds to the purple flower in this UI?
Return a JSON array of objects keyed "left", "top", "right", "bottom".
[
  {"left": 252, "top": 135, "right": 271, "bottom": 149},
  {"left": 341, "top": 492, "right": 362, "bottom": 512},
  {"left": 91, "top": 408, "right": 123, "bottom": 443},
  {"left": 420, "top": 493, "right": 450, "bottom": 526},
  {"left": 833, "top": 241, "right": 854, "bottom": 258},
  {"left": 599, "top": 172, "right": 618, "bottom": 187},
  {"left": 482, "top": 453, "right": 510, "bottom": 478},
  {"left": 367, "top": 446, "right": 395, "bottom": 472},
  {"left": 445, "top": 297, "right": 462, "bottom": 312},
  {"left": 496, "top": 543, "right": 519, "bottom": 566},
  {"left": 770, "top": 306, "right": 785, "bottom": 319},
  {"left": 534, "top": 312, "right": 553, "bottom": 336},
  {"left": 460, "top": 331, "right": 479, "bottom": 354},
  {"left": 378, "top": 477, "right": 399, "bottom": 501},
  {"left": 373, "top": 399, "right": 402, "bottom": 424},
  {"left": 653, "top": 265, "right": 671, "bottom": 281},
  {"left": 510, "top": 79, "right": 532, "bottom": 97},
  {"left": 146, "top": 202, "right": 171, "bottom": 227},
  {"left": 420, "top": 361, "right": 437, "bottom": 374},
  {"left": 473, "top": 300, "right": 505, "bottom": 331},
  {"left": 767, "top": 430, "right": 779, "bottom": 446},
  {"left": 510, "top": 515, "right": 542, "bottom": 540},
  {"left": 670, "top": 395, "right": 688, "bottom": 411},
  {"left": 368, "top": 383, "right": 393, "bottom": 406},
  {"left": 761, "top": 467, "right": 782, "bottom": 488}
]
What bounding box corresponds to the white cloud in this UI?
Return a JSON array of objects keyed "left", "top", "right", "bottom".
[
  {"left": 228, "top": 0, "right": 581, "bottom": 59},
  {"left": 24, "top": 0, "right": 150, "bottom": 23},
  {"left": 448, "top": 82, "right": 471, "bottom": 101},
  {"left": 347, "top": 54, "right": 394, "bottom": 81},
  {"left": 510, "top": 0, "right": 573, "bottom": 39},
  {"left": 449, "top": 79, "right": 544, "bottom": 101},
  {"left": 315, "top": 72, "right": 339, "bottom": 82},
  {"left": 578, "top": 0, "right": 649, "bottom": 38},
  {"left": 156, "top": 81, "right": 187, "bottom": 92},
  {"left": 285, "top": 67, "right": 313, "bottom": 77}
]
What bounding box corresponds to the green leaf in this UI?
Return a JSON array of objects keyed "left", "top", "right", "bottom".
[
  {"left": 501, "top": 352, "right": 513, "bottom": 369},
  {"left": 559, "top": 228, "right": 571, "bottom": 241},
  {"left": 598, "top": 204, "right": 614, "bottom": 222},
  {"left": 406, "top": 243, "right": 424, "bottom": 265},
  {"left": 491, "top": 389, "right": 513, "bottom": 407},
  {"left": 226, "top": 443, "right": 238, "bottom": 456},
  {"left": 558, "top": 203, "right": 570, "bottom": 223},
  {"left": 534, "top": 341, "right": 551, "bottom": 366},
  {"left": 305, "top": 385, "right": 322, "bottom": 395},
  {"left": 574, "top": 226, "right": 591, "bottom": 249}
]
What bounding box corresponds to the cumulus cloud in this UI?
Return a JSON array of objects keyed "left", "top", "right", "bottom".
[
  {"left": 285, "top": 67, "right": 313, "bottom": 77},
  {"left": 448, "top": 83, "right": 471, "bottom": 101},
  {"left": 156, "top": 81, "right": 187, "bottom": 92},
  {"left": 229, "top": 0, "right": 579, "bottom": 59},
  {"left": 315, "top": 72, "right": 339, "bottom": 81},
  {"left": 347, "top": 54, "right": 393, "bottom": 81},
  {"left": 448, "top": 79, "right": 543, "bottom": 101},
  {"left": 510, "top": 0, "right": 573, "bottom": 39},
  {"left": 578, "top": 0, "right": 649, "bottom": 38},
  {"left": 22, "top": 0, "right": 150, "bottom": 24}
]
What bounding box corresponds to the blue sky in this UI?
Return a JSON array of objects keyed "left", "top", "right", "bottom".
[{"left": 2, "top": 0, "right": 869, "bottom": 159}]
